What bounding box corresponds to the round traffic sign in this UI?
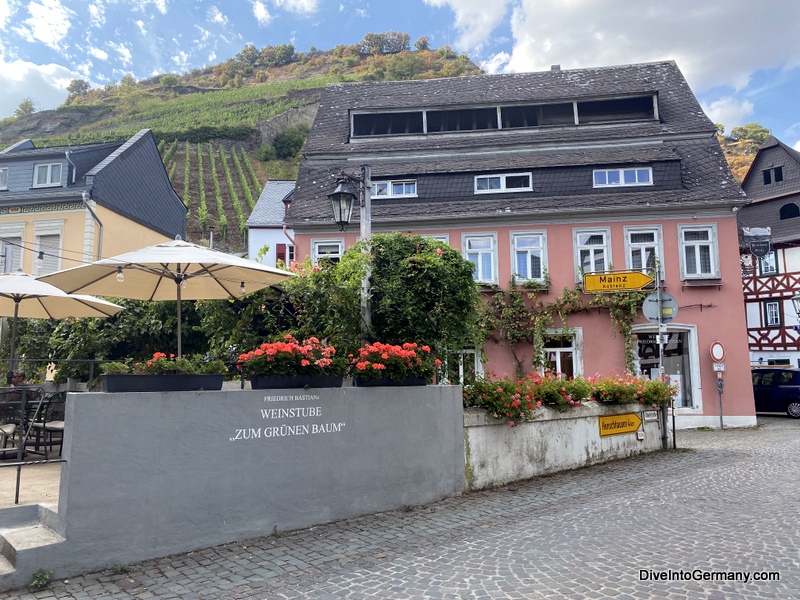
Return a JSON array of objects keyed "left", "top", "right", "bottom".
[
  {"left": 710, "top": 341, "right": 725, "bottom": 362},
  {"left": 642, "top": 292, "right": 678, "bottom": 324}
]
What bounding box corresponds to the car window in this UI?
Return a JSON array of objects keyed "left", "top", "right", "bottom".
[
  {"left": 760, "top": 371, "right": 776, "bottom": 385},
  {"left": 752, "top": 372, "right": 762, "bottom": 385}
]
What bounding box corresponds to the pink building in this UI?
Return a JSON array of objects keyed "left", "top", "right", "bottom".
[{"left": 285, "top": 61, "right": 755, "bottom": 429}]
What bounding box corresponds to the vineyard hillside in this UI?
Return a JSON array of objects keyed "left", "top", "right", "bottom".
[{"left": 0, "top": 35, "right": 482, "bottom": 255}]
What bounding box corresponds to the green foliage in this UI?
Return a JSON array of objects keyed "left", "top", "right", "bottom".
[
  {"left": 240, "top": 148, "right": 262, "bottom": 190},
  {"left": 182, "top": 141, "right": 191, "bottom": 206},
  {"left": 66, "top": 78, "right": 90, "bottom": 99},
  {"left": 208, "top": 144, "right": 228, "bottom": 240},
  {"left": 464, "top": 370, "right": 672, "bottom": 426},
  {"left": 101, "top": 352, "right": 225, "bottom": 375},
  {"left": 238, "top": 335, "right": 345, "bottom": 377},
  {"left": 255, "top": 144, "right": 277, "bottom": 161},
  {"left": 196, "top": 143, "right": 208, "bottom": 233},
  {"left": 272, "top": 125, "right": 309, "bottom": 159},
  {"left": 414, "top": 36, "right": 430, "bottom": 51},
  {"left": 283, "top": 234, "right": 482, "bottom": 358},
  {"left": 231, "top": 147, "right": 256, "bottom": 209},
  {"left": 159, "top": 74, "right": 180, "bottom": 87},
  {"left": 14, "top": 97, "right": 36, "bottom": 118},
  {"left": 30, "top": 568, "right": 53, "bottom": 590},
  {"left": 218, "top": 147, "right": 247, "bottom": 239},
  {"left": 730, "top": 122, "right": 770, "bottom": 144},
  {"left": 358, "top": 32, "right": 411, "bottom": 55},
  {"left": 162, "top": 139, "right": 179, "bottom": 164}
]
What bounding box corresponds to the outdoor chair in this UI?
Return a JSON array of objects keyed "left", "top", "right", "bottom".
[
  {"left": 0, "top": 387, "right": 45, "bottom": 460},
  {"left": 31, "top": 391, "right": 66, "bottom": 459}
]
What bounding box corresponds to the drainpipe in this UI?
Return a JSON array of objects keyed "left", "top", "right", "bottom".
[
  {"left": 81, "top": 189, "right": 103, "bottom": 261},
  {"left": 282, "top": 225, "right": 295, "bottom": 245}
]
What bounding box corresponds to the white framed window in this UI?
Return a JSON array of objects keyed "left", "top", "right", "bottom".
[
  {"left": 624, "top": 226, "right": 662, "bottom": 277},
  {"left": 574, "top": 228, "right": 611, "bottom": 279},
  {"left": 511, "top": 231, "right": 547, "bottom": 282},
  {"left": 438, "top": 348, "right": 484, "bottom": 386},
  {"left": 593, "top": 167, "right": 652, "bottom": 187},
  {"left": 311, "top": 239, "right": 344, "bottom": 265},
  {"left": 32, "top": 163, "right": 62, "bottom": 188},
  {"left": 0, "top": 167, "right": 8, "bottom": 190},
  {"left": 758, "top": 251, "right": 778, "bottom": 276},
  {"left": 373, "top": 180, "right": 417, "bottom": 198},
  {"left": 544, "top": 329, "right": 583, "bottom": 378},
  {"left": 764, "top": 301, "right": 782, "bottom": 327},
  {"left": 463, "top": 233, "right": 497, "bottom": 284},
  {"left": 422, "top": 234, "right": 450, "bottom": 245},
  {"left": 474, "top": 172, "right": 532, "bottom": 194},
  {"left": 678, "top": 224, "right": 719, "bottom": 279}
]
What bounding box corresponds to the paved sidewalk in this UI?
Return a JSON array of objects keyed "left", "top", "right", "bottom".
[{"left": 5, "top": 416, "right": 800, "bottom": 599}]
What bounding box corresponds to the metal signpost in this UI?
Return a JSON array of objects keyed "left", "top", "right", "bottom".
[{"left": 710, "top": 341, "right": 726, "bottom": 429}]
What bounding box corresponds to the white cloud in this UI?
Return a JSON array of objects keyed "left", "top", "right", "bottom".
[
  {"left": 108, "top": 41, "right": 132, "bottom": 66},
  {"left": 88, "top": 2, "right": 104, "bottom": 28},
  {"left": 274, "top": 0, "right": 319, "bottom": 14},
  {"left": 0, "top": 58, "right": 79, "bottom": 118},
  {"left": 135, "top": 20, "right": 146, "bottom": 35},
  {"left": 0, "top": 0, "right": 20, "bottom": 31},
  {"left": 495, "top": 0, "right": 800, "bottom": 94},
  {"left": 15, "top": 0, "right": 74, "bottom": 52},
  {"left": 208, "top": 6, "right": 227, "bottom": 25},
  {"left": 172, "top": 50, "right": 189, "bottom": 70},
  {"left": 252, "top": 0, "right": 271, "bottom": 26},
  {"left": 481, "top": 52, "right": 510, "bottom": 74},
  {"left": 701, "top": 97, "right": 755, "bottom": 134},
  {"left": 208, "top": 51, "right": 216, "bottom": 62},
  {"left": 355, "top": 8, "right": 366, "bottom": 18},
  {"left": 88, "top": 46, "right": 108, "bottom": 61},
  {"left": 424, "top": 0, "right": 512, "bottom": 51},
  {"left": 131, "top": 0, "right": 167, "bottom": 15}
]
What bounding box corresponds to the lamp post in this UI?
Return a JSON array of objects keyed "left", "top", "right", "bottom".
[
  {"left": 792, "top": 293, "right": 800, "bottom": 322},
  {"left": 327, "top": 165, "right": 372, "bottom": 330}
]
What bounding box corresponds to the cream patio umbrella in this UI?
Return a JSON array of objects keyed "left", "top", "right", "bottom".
[
  {"left": 0, "top": 272, "right": 125, "bottom": 381},
  {"left": 39, "top": 239, "right": 295, "bottom": 356}
]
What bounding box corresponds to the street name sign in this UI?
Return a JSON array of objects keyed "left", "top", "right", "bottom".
[
  {"left": 583, "top": 271, "right": 654, "bottom": 293},
  {"left": 599, "top": 412, "right": 643, "bottom": 437}
]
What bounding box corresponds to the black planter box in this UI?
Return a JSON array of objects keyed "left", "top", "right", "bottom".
[
  {"left": 101, "top": 374, "right": 224, "bottom": 392},
  {"left": 354, "top": 377, "right": 427, "bottom": 387},
  {"left": 250, "top": 374, "right": 344, "bottom": 389}
]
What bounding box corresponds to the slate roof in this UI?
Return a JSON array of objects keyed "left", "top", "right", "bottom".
[
  {"left": 87, "top": 129, "right": 187, "bottom": 239},
  {"left": 248, "top": 180, "right": 295, "bottom": 227},
  {"left": 304, "top": 61, "right": 715, "bottom": 158},
  {"left": 287, "top": 61, "right": 740, "bottom": 229}
]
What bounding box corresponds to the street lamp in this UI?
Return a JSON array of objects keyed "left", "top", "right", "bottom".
[
  {"left": 327, "top": 165, "right": 372, "bottom": 330},
  {"left": 792, "top": 292, "right": 800, "bottom": 321}
]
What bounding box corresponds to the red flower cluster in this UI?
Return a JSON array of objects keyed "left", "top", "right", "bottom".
[
  {"left": 238, "top": 335, "right": 344, "bottom": 377},
  {"left": 350, "top": 342, "right": 437, "bottom": 382}
]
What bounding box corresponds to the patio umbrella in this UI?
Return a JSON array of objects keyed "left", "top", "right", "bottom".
[
  {"left": 0, "top": 272, "right": 125, "bottom": 379},
  {"left": 40, "top": 239, "right": 294, "bottom": 356}
]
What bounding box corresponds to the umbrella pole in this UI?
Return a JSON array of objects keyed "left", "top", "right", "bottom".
[
  {"left": 176, "top": 281, "right": 182, "bottom": 358},
  {"left": 7, "top": 300, "right": 19, "bottom": 385}
]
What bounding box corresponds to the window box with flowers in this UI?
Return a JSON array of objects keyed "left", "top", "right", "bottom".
[
  {"left": 100, "top": 353, "right": 226, "bottom": 392},
  {"left": 350, "top": 342, "right": 440, "bottom": 387},
  {"left": 238, "top": 335, "right": 346, "bottom": 389}
]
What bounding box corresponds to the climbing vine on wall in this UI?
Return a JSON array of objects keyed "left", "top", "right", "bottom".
[{"left": 481, "top": 278, "right": 649, "bottom": 377}]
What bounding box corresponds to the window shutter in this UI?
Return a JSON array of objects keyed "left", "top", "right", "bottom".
[
  {"left": 276, "top": 243, "right": 286, "bottom": 264},
  {"left": 37, "top": 234, "right": 60, "bottom": 275}
]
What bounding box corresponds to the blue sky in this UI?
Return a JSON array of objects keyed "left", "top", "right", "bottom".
[{"left": 1, "top": 0, "right": 800, "bottom": 147}]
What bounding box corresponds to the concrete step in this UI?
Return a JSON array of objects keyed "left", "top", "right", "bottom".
[
  {"left": 0, "top": 524, "right": 65, "bottom": 568},
  {"left": 0, "top": 554, "right": 12, "bottom": 576}
]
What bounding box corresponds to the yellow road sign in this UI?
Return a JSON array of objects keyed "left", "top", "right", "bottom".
[
  {"left": 583, "top": 271, "right": 654, "bottom": 293},
  {"left": 598, "top": 412, "right": 643, "bottom": 437}
]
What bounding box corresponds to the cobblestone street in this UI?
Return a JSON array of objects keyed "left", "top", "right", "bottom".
[{"left": 6, "top": 417, "right": 799, "bottom": 599}]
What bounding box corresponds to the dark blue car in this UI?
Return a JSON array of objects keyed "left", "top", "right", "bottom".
[{"left": 752, "top": 367, "right": 800, "bottom": 418}]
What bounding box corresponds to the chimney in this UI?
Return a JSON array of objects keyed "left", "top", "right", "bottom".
[{"left": 551, "top": 64, "right": 561, "bottom": 71}]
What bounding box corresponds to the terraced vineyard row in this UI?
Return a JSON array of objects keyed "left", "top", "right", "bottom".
[{"left": 162, "top": 141, "right": 266, "bottom": 255}]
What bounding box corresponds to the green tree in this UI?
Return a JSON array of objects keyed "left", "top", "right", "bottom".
[
  {"left": 14, "top": 97, "right": 36, "bottom": 118},
  {"left": 731, "top": 122, "right": 770, "bottom": 144},
  {"left": 414, "top": 36, "right": 430, "bottom": 51},
  {"left": 235, "top": 43, "right": 260, "bottom": 66},
  {"left": 272, "top": 125, "right": 309, "bottom": 159},
  {"left": 359, "top": 32, "right": 411, "bottom": 55},
  {"left": 66, "top": 79, "right": 90, "bottom": 101},
  {"left": 159, "top": 74, "right": 180, "bottom": 87}
]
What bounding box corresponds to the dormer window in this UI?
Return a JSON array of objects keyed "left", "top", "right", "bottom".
[
  {"left": 0, "top": 167, "right": 7, "bottom": 190},
  {"left": 373, "top": 180, "right": 417, "bottom": 198},
  {"left": 33, "top": 163, "right": 62, "bottom": 187},
  {"left": 475, "top": 172, "right": 532, "bottom": 194},
  {"left": 593, "top": 167, "right": 652, "bottom": 187},
  {"left": 763, "top": 167, "right": 783, "bottom": 185}
]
